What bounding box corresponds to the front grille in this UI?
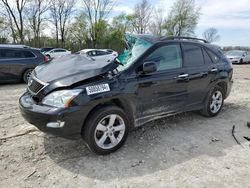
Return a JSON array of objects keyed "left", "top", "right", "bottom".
[{"left": 28, "top": 77, "right": 48, "bottom": 95}]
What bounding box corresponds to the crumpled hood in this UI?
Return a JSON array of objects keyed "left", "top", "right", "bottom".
[{"left": 34, "top": 54, "right": 117, "bottom": 86}]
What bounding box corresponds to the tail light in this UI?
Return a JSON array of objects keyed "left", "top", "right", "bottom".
[{"left": 44, "top": 55, "right": 49, "bottom": 63}]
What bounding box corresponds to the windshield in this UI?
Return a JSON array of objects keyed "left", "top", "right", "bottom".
[
  {"left": 116, "top": 34, "right": 153, "bottom": 71},
  {"left": 226, "top": 50, "right": 244, "bottom": 56}
]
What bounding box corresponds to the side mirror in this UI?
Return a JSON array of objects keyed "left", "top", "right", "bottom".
[{"left": 143, "top": 61, "right": 157, "bottom": 74}]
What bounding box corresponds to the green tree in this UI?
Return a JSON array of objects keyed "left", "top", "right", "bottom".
[
  {"left": 149, "top": 8, "right": 165, "bottom": 36},
  {"left": 112, "top": 13, "right": 135, "bottom": 34},
  {"left": 25, "top": 0, "right": 50, "bottom": 47},
  {"left": 82, "top": 0, "right": 114, "bottom": 48},
  {"left": 164, "top": 0, "right": 200, "bottom": 36},
  {"left": 131, "top": 0, "right": 152, "bottom": 34},
  {"left": 1, "top": 0, "right": 28, "bottom": 44},
  {"left": 67, "top": 13, "right": 88, "bottom": 51}
]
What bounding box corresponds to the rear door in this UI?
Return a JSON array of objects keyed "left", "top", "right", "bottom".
[
  {"left": 135, "top": 43, "right": 189, "bottom": 122},
  {"left": 0, "top": 48, "right": 12, "bottom": 81},
  {"left": 182, "top": 43, "right": 216, "bottom": 107},
  {"left": 9, "top": 50, "right": 37, "bottom": 80},
  {"left": 0, "top": 48, "right": 27, "bottom": 81},
  {"left": 94, "top": 50, "right": 114, "bottom": 62}
]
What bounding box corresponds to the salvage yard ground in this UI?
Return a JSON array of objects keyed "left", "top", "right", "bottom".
[{"left": 1, "top": 65, "right": 250, "bottom": 188}]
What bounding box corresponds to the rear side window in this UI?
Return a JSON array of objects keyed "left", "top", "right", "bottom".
[
  {"left": 23, "top": 51, "right": 35, "bottom": 58},
  {"left": 54, "top": 49, "right": 66, "bottom": 52},
  {"left": 183, "top": 44, "right": 204, "bottom": 67},
  {"left": 206, "top": 49, "right": 220, "bottom": 63},
  {"left": 106, "top": 50, "right": 113, "bottom": 53},
  {"left": 146, "top": 44, "right": 182, "bottom": 71},
  {"left": 0, "top": 49, "right": 22, "bottom": 58},
  {"left": 0, "top": 49, "right": 35, "bottom": 59},
  {"left": 96, "top": 51, "right": 108, "bottom": 56},
  {"left": 90, "top": 51, "right": 97, "bottom": 56}
]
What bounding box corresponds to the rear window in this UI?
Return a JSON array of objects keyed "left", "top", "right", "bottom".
[
  {"left": 54, "top": 49, "right": 66, "bottom": 52},
  {"left": 0, "top": 49, "right": 35, "bottom": 59},
  {"left": 206, "top": 49, "right": 220, "bottom": 63},
  {"left": 96, "top": 51, "right": 108, "bottom": 56},
  {"left": 202, "top": 49, "right": 213, "bottom": 64},
  {"left": 183, "top": 44, "right": 204, "bottom": 67}
]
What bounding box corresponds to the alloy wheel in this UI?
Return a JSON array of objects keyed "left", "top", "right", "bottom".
[
  {"left": 94, "top": 114, "right": 125, "bottom": 150},
  {"left": 210, "top": 90, "right": 223, "bottom": 114}
]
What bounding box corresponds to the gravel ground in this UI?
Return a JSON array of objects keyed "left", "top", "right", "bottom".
[{"left": 0, "top": 65, "right": 250, "bottom": 188}]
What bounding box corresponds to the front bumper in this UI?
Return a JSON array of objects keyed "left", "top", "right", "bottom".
[
  {"left": 19, "top": 93, "right": 88, "bottom": 139},
  {"left": 229, "top": 59, "right": 240, "bottom": 64}
]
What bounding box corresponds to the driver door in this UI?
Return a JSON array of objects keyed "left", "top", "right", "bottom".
[{"left": 135, "top": 43, "right": 189, "bottom": 123}]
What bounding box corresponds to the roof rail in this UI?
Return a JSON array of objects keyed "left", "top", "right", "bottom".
[
  {"left": 160, "top": 36, "right": 208, "bottom": 43},
  {"left": 0, "top": 44, "right": 30, "bottom": 48}
]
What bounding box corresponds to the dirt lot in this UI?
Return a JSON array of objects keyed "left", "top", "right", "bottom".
[{"left": 0, "top": 65, "right": 250, "bottom": 188}]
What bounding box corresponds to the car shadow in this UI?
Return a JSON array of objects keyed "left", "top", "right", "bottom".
[{"left": 43, "top": 102, "right": 250, "bottom": 180}]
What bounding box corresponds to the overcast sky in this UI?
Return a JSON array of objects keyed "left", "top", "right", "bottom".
[{"left": 110, "top": 0, "right": 250, "bottom": 46}]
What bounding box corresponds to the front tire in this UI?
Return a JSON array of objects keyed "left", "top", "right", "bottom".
[
  {"left": 82, "top": 106, "right": 129, "bottom": 155},
  {"left": 200, "top": 86, "right": 224, "bottom": 117}
]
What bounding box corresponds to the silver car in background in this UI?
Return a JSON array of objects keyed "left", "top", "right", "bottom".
[{"left": 225, "top": 50, "right": 250, "bottom": 64}]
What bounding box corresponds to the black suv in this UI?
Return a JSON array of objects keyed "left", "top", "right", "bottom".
[
  {"left": 0, "top": 45, "right": 47, "bottom": 83},
  {"left": 19, "top": 34, "right": 233, "bottom": 155}
]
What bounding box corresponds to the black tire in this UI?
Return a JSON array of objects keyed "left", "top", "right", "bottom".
[
  {"left": 200, "top": 86, "right": 224, "bottom": 117},
  {"left": 82, "top": 105, "right": 129, "bottom": 155},
  {"left": 240, "top": 59, "right": 243, "bottom": 64},
  {"left": 23, "top": 69, "right": 33, "bottom": 83}
]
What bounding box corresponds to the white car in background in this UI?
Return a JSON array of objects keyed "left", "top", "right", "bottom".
[
  {"left": 80, "top": 49, "right": 118, "bottom": 62},
  {"left": 225, "top": 50, "right": 250, "bottom": 64},
  {"left": 45, "top": 48, "right": 71, "bottom": 59}
]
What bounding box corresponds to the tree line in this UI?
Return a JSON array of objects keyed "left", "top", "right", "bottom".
[{"left": 0, "top": 0, "right": 221, "bottom": 53}]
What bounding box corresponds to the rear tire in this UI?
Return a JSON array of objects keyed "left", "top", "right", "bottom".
[
  {"left": 23, "top": 69, "right": 33, "bottom": 83},
  {"left": 82, "top": 105, "right": 129, "bottom": 155},
  {"left": 200, "top": 86, "right": 224, "bottom": 117}
]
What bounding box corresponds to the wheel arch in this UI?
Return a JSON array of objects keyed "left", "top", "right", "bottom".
[
  {"left": 22, "top": 68, "right": 33, "bottom": 82},
  {"left": 81, "top": 98, "right": 136, "bottom": 134},
  {"left": 216, "top": 81, "right": 227, "bottom": 97}
]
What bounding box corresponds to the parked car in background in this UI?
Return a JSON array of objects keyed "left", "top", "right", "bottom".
[
  {"left": 102, "top": 49, "right": 119, "bottom": 56},
  {"left": 44, "top": 48, "right": 71, "bottom": 59},
  {"left": 0, "top": 45, "right": 49, "bottom": 83},
  {"left": 19, "top": 34, "right": 233, "bottom": 155},
  {"left": 80, "top": 49, "right": 118, "bottom": 62},
  {"left": 40, "top": 47, "right": 55, "bottom": 54},
  {"left": 225, "top": 50, "right": 250, "bottom": 64}
]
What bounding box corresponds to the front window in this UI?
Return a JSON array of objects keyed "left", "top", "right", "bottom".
[
  {"left": 116, "top": 34, "right": 153, "bottom": 71},
  {"left": 146, "top": 44, "right": 182, "bottom": 71}
]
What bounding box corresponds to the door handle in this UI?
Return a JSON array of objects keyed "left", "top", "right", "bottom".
[
  {"left": 178, "top": 73, "right": 189, "bottom": 78},
  {"left": 210, "top": 68, "right": 218, "bottom": 72}
]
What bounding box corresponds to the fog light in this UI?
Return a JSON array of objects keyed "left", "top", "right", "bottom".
[{"left": 46, "top": 121, "right": 65, "bottom": 128}]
